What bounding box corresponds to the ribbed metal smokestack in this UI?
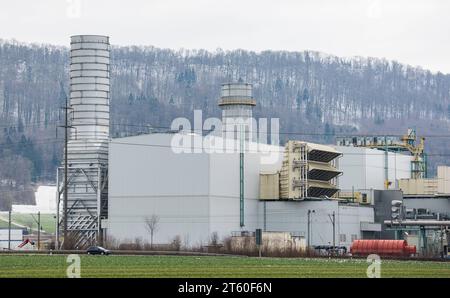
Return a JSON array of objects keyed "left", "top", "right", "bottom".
[
  {"left": 67, "top": 35, "right": 110, "bottom": 165},
  {"left": 56, "top": 35, "right": 110, "bottom": 249},
  {"left": 70, "top": 35, "right": 110, "bottom": 141}
]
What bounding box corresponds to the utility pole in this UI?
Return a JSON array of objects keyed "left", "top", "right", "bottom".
[
  {"left": 37, "top": 211, "right": 41, "bottom": 250},
  {"left": 63, "top": 97, "right": 69, "bottom": 249},
  {"left": 31, "top": 212, "right": 41, "bottom": 250},
  {"left": 328, "top": 211, "right": 336, "bottom": 248},
  {"left": 58, "top": 83, "right": 72, "bottom": 250},
  {"left": 239, "top": 124, "right": 244, "bottom": 228},
  {"left": 8, "top": 210, "right": 11, "bottom": 250},
  {"left": 384, "top": 135, "right": 389, "bottom": 189}
]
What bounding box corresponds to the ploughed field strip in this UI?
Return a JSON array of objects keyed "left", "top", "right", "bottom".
[{"left": 0, "top": 255, "right": 449, "bottom": 278}]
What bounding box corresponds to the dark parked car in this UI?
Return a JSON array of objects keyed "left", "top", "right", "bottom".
[{"left": 86, "top": 246, "right": 111, "bottom": 255}]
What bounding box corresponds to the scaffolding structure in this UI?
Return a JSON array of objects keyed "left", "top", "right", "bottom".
[
  {"left": 56, "top": 163, "right": 108, "bottom": 248},
  {"left": 280, "top": 141, "right": 342, "bottom": 200},
  {"left": 336, "top": 128, "right": 427, "bottom": 184}
]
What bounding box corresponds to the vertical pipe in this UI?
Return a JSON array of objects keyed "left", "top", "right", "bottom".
[
  {"left": 37, "top": 212, "right": 40, "bottom": 250},
  {"left": 240, "top": 125, "right": 244, "bottom": 228}
]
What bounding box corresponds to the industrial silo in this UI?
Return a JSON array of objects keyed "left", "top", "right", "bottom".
[{"left": 56, "top": 35, "right": 110, "bottom": 248}]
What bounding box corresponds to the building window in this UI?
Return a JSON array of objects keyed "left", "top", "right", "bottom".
[
  {"left": 340, "top": 234, "right": 346, "bottom": 243},
  {"left": 351, "top": 234, "right": 358, "bottom": 242}
]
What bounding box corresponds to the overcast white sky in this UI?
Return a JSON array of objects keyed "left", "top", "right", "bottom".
[{"left": 1, "top": 0, "right": 449, "bottom": 73}]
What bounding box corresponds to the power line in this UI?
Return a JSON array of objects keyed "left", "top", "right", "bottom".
[
  {"left": 109, "top": 139, "right": 450, "bottom": 157},
  {"left": 109, "top": 123, "right": 450, "bottom": 138},
  {"left": 0, "top": 139, "right": 63, "bottom": 149},
  {"left": 0, "top": 121, "right": 60, "bottom": 129},
  {"left": 1, "top": 121, "right": 450, "bottom": 146}
]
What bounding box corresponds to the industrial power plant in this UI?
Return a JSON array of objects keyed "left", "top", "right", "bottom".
[{"left": 48, "top": 35, "right": 450, "bottom": 259}]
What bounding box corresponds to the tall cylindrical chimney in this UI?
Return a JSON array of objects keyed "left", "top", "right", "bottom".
[
  {"left": 57, "top": 35, "right": 110, "bottom": 249},
  {"left": 70, "top": 35, "right": 110, "bottom": 141}
]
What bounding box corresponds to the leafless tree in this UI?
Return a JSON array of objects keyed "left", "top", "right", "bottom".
[
  {"left": 183, "top": 233, "right": 191, "bottom": 250},
  {"left": 144, "top": 214, "right": 160, "bottom": 249},
  {"left": 210, "top": 232, "right": 219, "bottom": 246},
  {"left": 171, "top": 235, "right": 182, "bottom": 251}
]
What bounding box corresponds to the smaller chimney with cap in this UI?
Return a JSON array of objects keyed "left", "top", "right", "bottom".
[{"left": 218, "top": 82, "right": 256, "bottom": 142}]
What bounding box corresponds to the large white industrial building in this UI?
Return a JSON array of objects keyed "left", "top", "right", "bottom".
[
  {"left": 105, "top": 82, "right": 381, "bottom": 249},
  {"left": 106, "top": 133, "right": 281, "bottom": 246},
  {"left": 106, "top": 133, "right": 378, "bottom": 248}
]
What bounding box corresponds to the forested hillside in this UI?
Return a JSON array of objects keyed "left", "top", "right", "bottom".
[{"left": 1, "top": 40, "right": 450, "bottom": 209}]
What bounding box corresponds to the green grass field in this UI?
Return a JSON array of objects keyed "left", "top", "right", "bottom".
[
  {"left": 0, "top": 213, "right": 56, "bottom": 233},
  {"left": 0, "top": 220, "right": 20, "bottom": 229},
  {"left": 0, "top": 255, "right": 449, "bottom": 278}
]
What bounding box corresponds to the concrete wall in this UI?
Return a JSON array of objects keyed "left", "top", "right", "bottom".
[
  {"left": 335, "top": 146, "right": 411, "bottom": 192},
  {"left": 108, "top": 134, "right": 212, "bottom": 245},
  {"left": 398, "top": 166, "right": 450, "bottom": 195},
  {"left": 108, "top": 133, "right": 282, "bottom": 246},
  {"left": 208, "top": 150, "right": 262, "bottom": 242},
  {"left": 437, "top": 166, "right": 450, "bottom": 194},
  {"left": 398, "top": 179, "right": 438, "bottom": 195}
]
